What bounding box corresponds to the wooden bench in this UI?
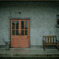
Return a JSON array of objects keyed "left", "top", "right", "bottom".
[{"left": 43, "top": 35, "right": 59, "bottom": 50}]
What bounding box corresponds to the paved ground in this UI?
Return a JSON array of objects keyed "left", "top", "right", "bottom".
[{"left": 0, "top": 46, "right": 59, "bottom": 57}]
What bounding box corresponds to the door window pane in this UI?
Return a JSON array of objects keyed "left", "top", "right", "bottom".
[
  {"left": 25, "top": 30, "right": 27, "bottom": 35},
  {"left": 25, "top": 21, "right": 27, "bottom": 29},
  {"left": 16, "top": 21, "right": 19, "bottom": 29},
  {"left": 21, "top": 21, "right": 24, "bottom": 29},
  {"left": 16, "top": 30, "right": 18, "bottom": 35},
  {"left": 12, "top": 30, "right": 15, "bottom": 35},
  {"left": 12, "top": 21, "right": 15, "bottom": 29},
  {"left": 21, "top": 30, "right": 24, "bottom": 35}
]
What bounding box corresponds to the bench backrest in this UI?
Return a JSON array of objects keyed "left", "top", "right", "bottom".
[{"left": 43, "top": 36, "right": 57, "bottom": 44}]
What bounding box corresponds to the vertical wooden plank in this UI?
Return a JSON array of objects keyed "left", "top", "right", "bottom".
[
  {"left": 19, "top": 20, "right": 21, "bottom": 47},
  {"left": 11, "top": 20, "right": 12, "bottom": 36},
  {"left": 14, "top": 21, "right": 16, "bottom": 35},
  {"left": 10, "top": 20, "right": 12, "bottom": 47},
  {"left": 55, "top": 36, "right": 57, "bottom": 43},
  {"left": 50, "top": 36, "right": 51, "bottom": 43},
  {"left": 28, "top": 20, "right": 29, "bottom": 37},
  {"left": 19, "top": 20, "right": 21, "bottom": 33},
  {"left": 28, "top": 20, "right": 29, "bottom": 47},
  {"left": 45, "top": 36, "right": 46, "bottom": 43},
  {"left": 24, "top": 20, "right": 25, "bottom": 36}
]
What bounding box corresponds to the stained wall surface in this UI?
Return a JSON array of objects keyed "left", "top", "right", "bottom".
[{"left": 0, "top": 2, "right": 59, "bottom": 46}]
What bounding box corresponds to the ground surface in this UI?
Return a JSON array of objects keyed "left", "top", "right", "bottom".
[{"left": 0, "top": 46, "right": 59, "bottom": 57}]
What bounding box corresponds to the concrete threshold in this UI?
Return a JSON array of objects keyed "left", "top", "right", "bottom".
[{"left": 0, "top": 47, "right": 59, "bottom": 57}]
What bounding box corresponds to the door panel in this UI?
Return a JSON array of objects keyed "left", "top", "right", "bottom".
[{"left": 11, "top": 19, "right": 29, "bottom": 48}]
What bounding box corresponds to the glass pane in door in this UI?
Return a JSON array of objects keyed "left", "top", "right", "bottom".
[
  {"left": 25, "top": 30, "right": 27, "bottom": 35},
  {"left": 16, "top": 30, "right": 18, "bottom": 35},
  {"left": 12, "top": 21, "right": 15, "bottom": 29},
  {"left": 16, "top": 21, "right": 19, "bottom": 29},
  {"left": 21, "top": 21, "right": 24, "bottom": 29},
  {"left": 12, "top": 30, "right": 15, "bottom": 35},
  {"left": 21, "top": 30, "right": 24, "bottom": 35},
  {"left": 25, "top": 21, "right": 27, "bottom": 29}
]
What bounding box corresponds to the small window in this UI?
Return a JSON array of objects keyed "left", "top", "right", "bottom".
[
  {"left": 56, "top": 15, "right": 59, "bottom": 28},
  {"left": 57, "top": 15, "right": 59, "bottom": 25},
  {"left": 57, "top": 19, "right": 59, "bottom": 25}
]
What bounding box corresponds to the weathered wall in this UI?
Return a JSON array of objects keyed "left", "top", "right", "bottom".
[{"left": 0, "top": 2, "right": 59, "bottom": 46}]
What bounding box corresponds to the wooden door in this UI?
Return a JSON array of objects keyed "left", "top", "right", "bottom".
[{"left": 10, "top": 19, "right": 29, "bottom": 48}]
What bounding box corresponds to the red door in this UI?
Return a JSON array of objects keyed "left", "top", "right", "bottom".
[{"left": 10, "top": 19, "right": 29, "bottom": 48}]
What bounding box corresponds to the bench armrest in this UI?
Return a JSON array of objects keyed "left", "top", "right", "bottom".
[{"left": 43, "top": 40, "right": 46, "bottom": 43}]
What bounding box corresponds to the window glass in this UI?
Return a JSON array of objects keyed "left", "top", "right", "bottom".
[
  {"left": 21, "top": 21, "right": 24, "bottom": 29},
  {"left": 16, "top": 21, "right": 19, "bottom": 29},
  {"left": 12, "top": 21, "right": 15, "bottom": 29},
  {"left": 25, "top": 30, "right": 27, "bottom": 35},
  {"left": 25, "top": 21, "right": 27, "bottom": 29},
  {"left": 16, "top": 30, "right": 18, "bottom": 35},
  {"left": 21, "top": 30, "right": 24, "bottom": 35},
  {"left": 12, "top": 30, "right": 15, "bottom": 35}
]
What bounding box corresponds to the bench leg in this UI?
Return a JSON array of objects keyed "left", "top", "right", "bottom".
[
  {"left": 57, "top": 45, "right": 59, "bottom": 50},
  {"left": 55, "top": 45, "right": 57, "bottom": 49},
  {"left": 43, "top": 44, "right": 45, "bottom": 51},
  {"left": 44, "top": 45, "right": 45, "bottom": 51}
]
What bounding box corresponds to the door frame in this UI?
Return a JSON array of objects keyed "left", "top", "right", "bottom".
[{"left": 10, "top": 19, "right": 30, "bottom": 48}]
